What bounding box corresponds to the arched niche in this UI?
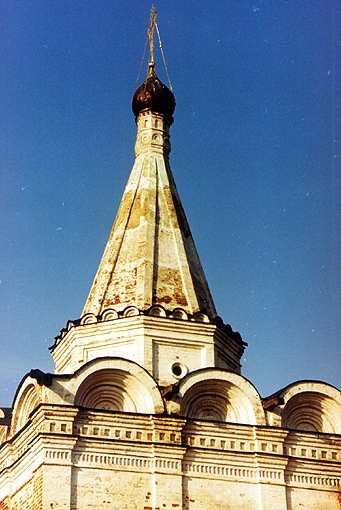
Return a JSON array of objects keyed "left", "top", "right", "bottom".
[
  {"left": 11, "top": 377, "right": 41, "bottom": 436},
  {"left": 178, "top": 369, "right": 265, "bottom": 425},
  {"left": 280, "top": 382, "right": 341, "bottom": 434},
  {"left": 73, "top": 357, "right": 164, "bottom": 415}
]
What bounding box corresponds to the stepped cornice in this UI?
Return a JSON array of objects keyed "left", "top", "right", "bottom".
[{"left": 50, "top": 305, "right": 245, "bottom": 352}]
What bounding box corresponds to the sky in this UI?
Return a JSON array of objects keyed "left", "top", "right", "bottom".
[{"left": 1, "top": 0, "right": 339, "bottom": 406}]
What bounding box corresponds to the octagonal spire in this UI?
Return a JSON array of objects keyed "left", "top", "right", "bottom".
[{"left": 81, "top": 9, "right": 217, "bottom": 319}]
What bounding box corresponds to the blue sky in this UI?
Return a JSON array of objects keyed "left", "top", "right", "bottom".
[{"left": 1, "top": 0, "right": 339, "bottom": 406}]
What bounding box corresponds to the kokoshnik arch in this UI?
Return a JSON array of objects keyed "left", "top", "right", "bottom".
[{"left": 0, "top": 8, "right": 340, "bottom": 510}]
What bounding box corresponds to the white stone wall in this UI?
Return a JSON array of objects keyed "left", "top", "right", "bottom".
[
  {"left": 1, "top": 404, "right": 341, "bottom": 509},
  {"left": 51, "top": 315, "right": 243, "bottom": 382}
]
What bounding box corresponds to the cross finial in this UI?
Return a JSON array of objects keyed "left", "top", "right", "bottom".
[{"left": 147, "top": 5, "right": 157, "bottom": 72}]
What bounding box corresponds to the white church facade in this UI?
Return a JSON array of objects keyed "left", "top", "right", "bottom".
[{"left": 0, "top": 13, "right": 341, "bottom": 510}]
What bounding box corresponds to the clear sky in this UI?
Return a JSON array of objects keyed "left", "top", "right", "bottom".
[{"left": 1, "top": 1, "right": 339, "bottom": 406}]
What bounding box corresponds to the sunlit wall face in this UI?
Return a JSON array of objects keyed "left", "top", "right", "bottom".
[{"left": 0, "top": 0, "right": 339, "bottom": 405}]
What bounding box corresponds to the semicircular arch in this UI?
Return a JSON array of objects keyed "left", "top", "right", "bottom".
[
  {"left": 178, "top": 369, "right": 265, "bottom": 425},
  {"left": 73, "top": 357, "right": 164, "bottom": 415},
  {"left": 280, "top": 381, "right": 341, "bottom": 434},
  {"left": 11, "top": 376, "right": 41, "bottom": 435}
]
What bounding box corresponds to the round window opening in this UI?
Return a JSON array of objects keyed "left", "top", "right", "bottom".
[{"left": 171, "top": 362, "right": 188, "bottom": 379}]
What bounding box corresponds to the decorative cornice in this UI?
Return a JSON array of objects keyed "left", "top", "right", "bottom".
[{"left": 50, "top": 305, "right": 245, "bottom": 352}]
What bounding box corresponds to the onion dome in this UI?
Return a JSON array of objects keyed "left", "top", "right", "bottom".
[{"left": 132, "top": 63, "right": 176, "bottom": 124}]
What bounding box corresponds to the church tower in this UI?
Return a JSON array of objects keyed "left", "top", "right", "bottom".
[
  {"left": 49, "top": 10, "right": 245, "bottom": 387},
  {"left": 1, "top": 8, "right": 341, "bottom": 510}
]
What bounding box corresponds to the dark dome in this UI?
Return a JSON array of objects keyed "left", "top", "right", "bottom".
[{"left": 132, "top": 66, "right": 175, "bottom": 124}]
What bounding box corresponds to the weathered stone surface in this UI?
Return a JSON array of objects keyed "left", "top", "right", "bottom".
[
  {"left": 1, "top": 47, "right": 341, "bottom": 510},
  {"left": 50, "top": 314, "right": 244, "bottom": 385},
  {"left": 1, "top": 405, "right": 341, "bottom": 509},
  {"left": 82, "top": 111, "right": 217, "bottom": 319}
]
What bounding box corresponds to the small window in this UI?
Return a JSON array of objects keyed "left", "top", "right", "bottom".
[{"left": 171, "top": 362, "right": 188, "bottom": 379}]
